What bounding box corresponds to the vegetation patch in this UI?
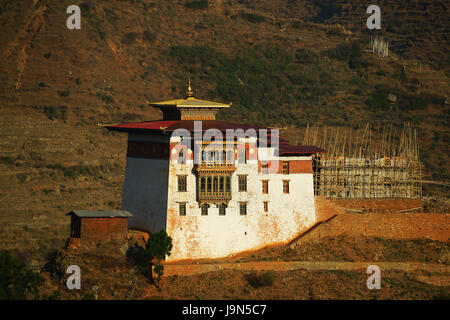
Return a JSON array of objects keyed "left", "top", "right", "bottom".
[
  {"left": 0, "top": 251, "right": 44, "bottom": 300},
  {"left": 239, "top": 12, "right": 266, "bottom": 23},
  {"left": 121, "top": 32, "right": 139, "bottom": 45},
  {"left": 184, "top": 0, "right": 208, "bottom": 10},
  {"left": 245, "top": 271, "right": 275, "bottom": 289}
]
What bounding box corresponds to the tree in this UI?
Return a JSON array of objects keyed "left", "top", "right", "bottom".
[
  {"left": 144, "top": 230, "right": 173, "bottom": 286},
  {"left": 0, "top": 251, "right": 44, "bottom": 300}
]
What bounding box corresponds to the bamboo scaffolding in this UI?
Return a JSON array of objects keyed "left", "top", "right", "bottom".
[{"left": 306, "top": 123, "right": 422, "bottom": 199}]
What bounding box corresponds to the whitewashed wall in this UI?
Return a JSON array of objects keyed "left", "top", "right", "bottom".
[{"left": 165, "top": 156, "right": 317, "bottom": 261}]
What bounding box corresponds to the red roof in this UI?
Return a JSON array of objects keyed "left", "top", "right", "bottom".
[
  {"left": 105, "top": 120, "right": 266, "bottom": 133},
  {"left": 105, "top": 120, "right": 324, "bottom": 155}
]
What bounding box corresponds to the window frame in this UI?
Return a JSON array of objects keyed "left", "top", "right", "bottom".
[
  {"left": 282, "top": 161, "right": 289, "bottom": 174},
  {"left": 179, "top": 202, "right": 186, "bottom": 216},
  {"left": 219, "top": 203, "right": 227, "bottom": 216},
  {"left": 239, "top": 202, "right": 247, "bottom": 215},
  {"left": 283, "top": 180, "right": 290, "bottom": 194},
  {"left": 263, "top": 201, "right": 268, "bottom": 212},
  {"left": 238, "top": 174, "right": 247, "bottom": 192},
  {"left": 178, "top": 175, "right": 187, "bottom": 192},
  {"left": 201, "top": 203, "right": 209, "bottom": 216},
  {"left": 262, "top": 180, "right": 269, "bottom": 194}
]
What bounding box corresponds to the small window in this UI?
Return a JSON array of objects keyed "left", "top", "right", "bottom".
[
  {"left": 239, "top": 202, "right": 247, "bottom": 215},
  {"left": 262, "top": 162, "right": 269, "bottom": 174},
  {"left": 219, "top": 204, "right": 227, "bottom": 216},
  {"left": 226, "top": 176, "right": 231, "bottom": 192},
  {"left": 201, "top": 204, "right": 209, "bottom": 216},
  {"left": 178, "top": 175, "right": 187, "bottom": 192},
  {"left": 238, "top": 175, "right": 247, "bottom": 192},
  {"left": 262, "top": 180, "right": 269, "bottom": 194},
  {"left": 178, "top": 149, "right": 185, "bottom": 164},
  {"left": 282, "top": 161, "right": 289, "bottom": 174},
  {"left": 263, "top": 201, "right": 268, "bottom": 212},
  {"left": 283, "top": 180, "right": 290, "bottom": 194},
  {"left": 179, "top": 202, "right": 186, "bottom": 216}
]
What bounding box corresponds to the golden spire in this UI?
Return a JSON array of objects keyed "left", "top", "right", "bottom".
[{"left": 186, "top": 78, "right": 194, "bottom": 98}]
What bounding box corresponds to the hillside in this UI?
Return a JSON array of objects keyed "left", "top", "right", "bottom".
[{"left": 0, "top": 0, "right": 448, "bottom": 263}]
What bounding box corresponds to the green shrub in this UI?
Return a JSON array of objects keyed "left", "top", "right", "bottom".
[
  {"left": 365, "top": 86, "right": 393, "bottom": 111},
  {"left": 398, "top": 94, "right": 428, "bottom": 111},
  {"left": 43, "top": 106, "right": 67, "bottom": 121},
  {"left": 145, "top": 230, "right": 173, "bottom": 262},
  {"left": 312, "top": 0, "right": 340, "bottom": 23},
  {"left": 0, "top": 156, "right": 14, "bottom": 165},
  {"left": 0, "top": 251, "right": 44, "bottom": 300},
  {"left": 184, "top": 0, "right": 208, "bottom": 9},
  {"left": 245, "top": 271, "right": 275, "bottom": 288},
  {"left": 57, "top": 89, "right": 70, "bottom": 97},
  {"left": 127, "top": 230, "right": 172, "bottom": 286},
  {"left": 240, "top": 12, "right": 265, "bottom": 23},
  {"left": 143, "top": 30, "right": 156, "bottom": 42},
  {"left": 96, "top": 92, "right": 114, "bottom": 104},
  {"left": 295, "top": 49, "right": 319, "bottom": 64},
  {"left": 326, "top": 41, "right": 363, "bottom": 69},
  {"left": 121, "top": 32, "right": 138, "bottom": 45}
]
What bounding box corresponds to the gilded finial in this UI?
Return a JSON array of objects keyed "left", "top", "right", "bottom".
[{"left": 186, "top": 78, "right": 194, "bottom": 98}]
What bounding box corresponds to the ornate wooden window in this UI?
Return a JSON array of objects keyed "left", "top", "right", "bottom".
[
  {"left": 219, "top": 204, "right": 227, "bottom": 216},
  {"left": 283, "top": 180, "right": 290, "bottom": 193},
  {"left": 238, "top": 175, "right": 247, "bottom": 192},
  {"left": 194, "top": 147, "right": 236, "bottom": 205},
  {"left": 263, "top": 201, "right": 268, "bottom": 212},
  {"left": 282, "top": 161, "right": 289, "bottom": 174},
  {"left": 178, "top": 175, "right": 187, "bottom": 192},
  {"left": 179, "top": 202, "right": 186, "bottom": 216},
  {"left": 239, "top": 202, "right": 247, "bottom": 215},
  {"left": 262, "top": 180, "right": 269, "bottom": 194}
]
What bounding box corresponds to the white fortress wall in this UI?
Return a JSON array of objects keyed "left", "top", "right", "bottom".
[
  {"left": 166, "top": 152, "right": 317, "bottom": 261},
  {"left": 122, "top": 134, "right": 170, "bottom": 233}
]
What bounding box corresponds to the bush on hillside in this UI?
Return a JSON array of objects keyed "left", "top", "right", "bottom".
[{"left": 0, "top": 251, "right": 44, "bottom": 300}]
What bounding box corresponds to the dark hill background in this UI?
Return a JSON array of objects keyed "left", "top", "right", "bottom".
[{"left": 0, "top": 0, "right": 448, "bottom": 264}]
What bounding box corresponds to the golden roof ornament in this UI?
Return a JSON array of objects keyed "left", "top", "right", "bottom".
[{"left": 186, "top": 78, "right": 194, "bottom": 98}]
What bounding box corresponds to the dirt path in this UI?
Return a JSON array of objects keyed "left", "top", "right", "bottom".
[{"left": 163, "top": 261, "right": 450, "bottom": 277}]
